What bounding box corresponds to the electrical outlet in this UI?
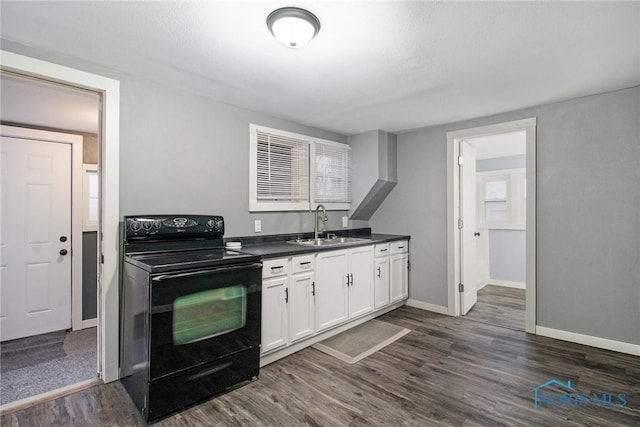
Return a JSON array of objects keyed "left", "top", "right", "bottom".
[
  {"left": 342, "top": 216, "right": 348, "bottom": 228},
  {"left": 254, "top": 220, "right": 261, "bottom": 233}
]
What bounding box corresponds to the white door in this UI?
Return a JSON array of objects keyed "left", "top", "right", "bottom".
[
  {"left": 390, "top": 253, "right": 409, "bottom": 303},
  {"left": 261, "top": 276, "right": 288, "bottom": 353},
  {"left": 348, "top": 246, "right": 374, "bottom": 318},
  {"left": 460, "top": 140, "right": 479, "bottom": 315},
  {"left": 374, "top": 257, "right": 390, "bottom": 309},
  {"left": 1, "top": 137, "right": 72, "bottom": 341},
  {"left": 289, "top": 271, "right": 315, "bottom": 343},
  {"left": 315, "top": 250, "right": 349, "bottom": 332}
]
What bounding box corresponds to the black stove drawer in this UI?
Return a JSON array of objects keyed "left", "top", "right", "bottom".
[{"left": 147, "top": 347, "right": 260, "bottom": 421}]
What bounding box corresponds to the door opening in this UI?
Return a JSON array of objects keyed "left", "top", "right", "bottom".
[
  {"left": 446, "top": 118, "right": 537, "bottom": 333},
  {"left": 0, "top": 71, "right": 102, "bottom": 406}
]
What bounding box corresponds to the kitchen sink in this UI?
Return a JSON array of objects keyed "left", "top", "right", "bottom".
[{"left": 288, "top": 237, "right": 371, "bottom": 246}]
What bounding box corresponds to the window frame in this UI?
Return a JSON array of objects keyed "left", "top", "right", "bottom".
[
  {"left": 249, "top": 124, "right": 351, "bottom": 212},
  {"left": 82, "top": 163, "right": 99, "bottom": 231},
  {"left": 310, "top": 139, "right": 351, "bottom": 211},
  {"left": 477, "top": 168, "right": 526, "bottom": 230}
]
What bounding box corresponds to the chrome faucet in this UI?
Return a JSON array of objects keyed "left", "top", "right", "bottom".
[{"left": 314, "top": 204, "right": 328, "bottom": 240}]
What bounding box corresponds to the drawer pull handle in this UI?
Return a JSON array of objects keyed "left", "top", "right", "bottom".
[
  {"left": 270, "top": 266, "right": 284, "bottom": 272},
  {"left": 380, "top": 249, "right": 388, "bottom": 252},
  {"left": 299, "top": 261, "right": 311, "bottom": 266},
  {"left": 397, "top": 246, "right": 404, "bottom": 249}
]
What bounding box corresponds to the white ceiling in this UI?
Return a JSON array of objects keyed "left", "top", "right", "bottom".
[
  {"left": 1, "top": 1, "right": 638, "bottom": 136},
  {"left": 467, "top": 131, "right": 526, "bottom": 160}
]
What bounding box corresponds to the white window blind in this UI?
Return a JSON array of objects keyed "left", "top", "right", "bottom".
[
  {"left": 313, "top": 141, "right": 351, "bottom": 204},
  {"left": 256, "top": 129, "right": 309, "bottom": 203}
]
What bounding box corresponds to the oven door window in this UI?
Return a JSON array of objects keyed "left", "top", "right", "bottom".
[{"left": 173, "top": 286, "right": 247, "bottom": 345}]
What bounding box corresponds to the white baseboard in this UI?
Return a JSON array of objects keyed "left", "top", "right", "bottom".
[
  {"left": 405, "top": 299, "right": 450, "bottom": 316},
  {"left": 488, "top": 279, "right": 526, "bottom": 289},
  {"left": 536, "top": 326, "right": 640, "bottom": 356},
  {"left": 81, "top": 318, "right": 97, "bottom": 329},
  {"left": 478, "top": 280, "right": 489, "bottom": 290}
]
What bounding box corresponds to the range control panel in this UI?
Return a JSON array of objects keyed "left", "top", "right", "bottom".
[{"left": 124, "top": 215, "right": 224, "bottom": 239}]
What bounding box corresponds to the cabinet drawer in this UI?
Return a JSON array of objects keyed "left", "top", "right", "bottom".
[
  {"left": 263, "top": 258, "right": 289, "bottom": 278},
  {"left": 291, "top": 254, "right": 315, "bottom": 274},
  {"left": 374, "top": 243, "right": 390, "bottom": 257},
  {"left": 389, "top": 240, "right": 408, "bottom": 254}
]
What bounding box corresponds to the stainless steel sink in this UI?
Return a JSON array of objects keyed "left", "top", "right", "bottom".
[{"left": 288, "top": 237, "right": 370, "bottom": 246}]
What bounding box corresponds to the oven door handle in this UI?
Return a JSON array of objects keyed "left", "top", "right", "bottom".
[{"left": 152, "top": 262, "right": 263, "bottom": 282}]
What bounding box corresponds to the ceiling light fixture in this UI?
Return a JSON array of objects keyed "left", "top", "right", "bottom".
[{"left": 266, "top": 7, "right": 321, "bottom": 49}]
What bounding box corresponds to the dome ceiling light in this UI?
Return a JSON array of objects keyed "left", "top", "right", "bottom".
[{"left": 266, "top": 7, "right": 321, "bottom": 49}]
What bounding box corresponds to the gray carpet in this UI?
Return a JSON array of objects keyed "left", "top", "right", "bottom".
[
  {"left": 313, "top": 319, "right": 411, "bottom": 364},
  {"left": 0, "top": 328, "right": 97, "bottom": 405}
]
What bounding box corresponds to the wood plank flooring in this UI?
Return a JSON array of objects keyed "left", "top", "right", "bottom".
[
  {"left": 2, "top": 306, "right": 638, "bottom": 426},
  {"left": 464, "top": 285, "right": 525, "bottom": 331}
]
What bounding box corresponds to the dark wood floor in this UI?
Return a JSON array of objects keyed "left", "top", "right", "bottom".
[
  {"left": 464, "top": 284, "right": 525, "bottom": 331},
  {"left": 2, "top": 306, "right": 638, "bottom": 426}
]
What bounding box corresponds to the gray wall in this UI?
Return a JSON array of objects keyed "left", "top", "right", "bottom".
[
  {"left": 82, "top": 231, "right": 98, "bottom": 320},
  {"left": 119, "top": 77, "right": 352, "bottom": 236},
  {"left": 488, "top": 230, "right": 526, "bottom": 283},
  {"left": 371, "top": 86, "right": 640, "bottom": 345},
  {"left": 477, "top": 155, "right": 526, "bottom": 284}
]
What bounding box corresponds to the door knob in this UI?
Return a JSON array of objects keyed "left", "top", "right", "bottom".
[
  {"left": 60, "top": 236, "right": 68, "bottom": 242},
  {"left": 59, "top": 249, "right": 68, "bottom": 256},
  {"left": 474, "top": 232, "right": 481, "bottom": 237}
]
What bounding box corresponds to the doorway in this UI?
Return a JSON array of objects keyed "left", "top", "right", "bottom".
[
  {"left": 0, "top": 72, "right": 101, "bottom": 405},
  {"left": 446, "top": 118, "right": 537, "bottom": 333},
  {"left": 1, "top": 50, "right": 121, "bottom": 396}
]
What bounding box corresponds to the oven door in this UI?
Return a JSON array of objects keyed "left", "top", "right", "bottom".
[{"left": 149, "top": 261, "right": 262, "bottom": 381}]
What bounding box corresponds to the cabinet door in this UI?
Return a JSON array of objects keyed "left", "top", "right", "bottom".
[
  {"left": 289, "top": 271, "right": 315, "bottom": 343},
  {"left": 348, "top": 246, "right": 374, "bottom": 318},
  {"left": 390, "top": 253, "right": 409, "bottom": 303},
  {"left": 374, "top": 257, "right": 390, "bottom": 309},
  {"left": 315, "top": 250, "right": 349, "bottom": 332},
  {"left": 261, "top": 276, "right": 288, "bottom": 353}
]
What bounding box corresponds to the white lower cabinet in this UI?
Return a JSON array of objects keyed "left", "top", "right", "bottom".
[
  {"left": 390, "top": 242, "right": 409, "bottom": 303},
  {"left": 316, "top": 246, "right": 374, "bottom": 332},
  {"left": 288, "top": 270, "right": 315, "bottom": 343},
  {"left": 348, "top": 245, "right": 374, "bottom": 318},
  {"left": 374, "top": 256, "right": 390, "bottom": 308},
  {"left": 261, "top": 240, "right": 407, "bottom": 358},
  {"left": 315, "top": 250, "right": 349, "bottom": 332},
  {"left": 261, "top": 275, "right": 289, "bottom": 353}
]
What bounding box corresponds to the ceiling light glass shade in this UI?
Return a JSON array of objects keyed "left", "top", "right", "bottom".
[{"left": 267, "top": 7, "right": 320, "bottom": 49}]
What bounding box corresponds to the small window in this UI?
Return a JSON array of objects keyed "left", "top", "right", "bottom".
[
  {"left": 249, "top": 124, "right": 351, "bottom": 212},
  {"left": 312, "top": 140, "right": 351, "bottom": 209},
  {"left": 477, "top": 169, "right": 525, "bottom": 229},
  {"left": 83, "top": 164, "right": 99, "bottom": 231}
]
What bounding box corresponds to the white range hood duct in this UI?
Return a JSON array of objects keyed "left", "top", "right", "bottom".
[{"left": 348, "top": 130, "right": 397, "bottom": 221}]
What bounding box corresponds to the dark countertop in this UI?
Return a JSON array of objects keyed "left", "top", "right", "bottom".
[{"left": 233, "top": 232, "right": 410, "bottom": 259}]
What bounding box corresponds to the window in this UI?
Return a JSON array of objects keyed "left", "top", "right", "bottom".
[
  {"left": 83, "top": 164, "right": 99, "bottom": 231},
  {"left": 250, "top": 124, "right": 351, "bottom": 211},
  {"left": 312, "top": 140, "right": 351, "bottom": 209},
  {"left": 477, "top": 169, "right": 525, "bottom": 229}
]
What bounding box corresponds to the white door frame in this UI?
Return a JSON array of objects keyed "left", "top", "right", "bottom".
[
  {"left": 1, "top": 50, "right": 121, "bottom": 382},
  {"left": 1, "top": 125, "right": 84, "bottom": 333},
  {"left": 446, "top": 118, "right": 537, "bottom": 333}
]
